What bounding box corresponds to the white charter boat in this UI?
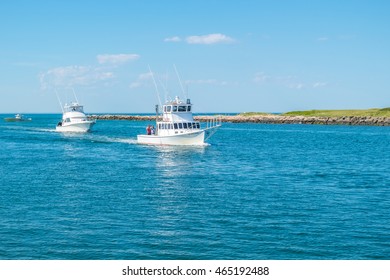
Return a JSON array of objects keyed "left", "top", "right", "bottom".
[
  {"left": 56, "top": 102, "right": 96, "bottom": 132},
  {"left": 137, "top": 96, "right": 221, "bottom": 145}
]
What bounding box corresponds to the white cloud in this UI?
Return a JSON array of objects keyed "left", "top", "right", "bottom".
[
  {"left": 129, "top": 72, "right": 153, "bottom": 89},
  {"left": 313, "top": 82, "right": 328, "bottom": 88},
  {"left": 253, "top": 72, "right": 271, "bottom": 84},
  {"left": 186, "top": 33, "right": 235, "bottom": 44},
  {"left": 40, "top": 53, "right": 140, "bottom": 90},
  {"left": 138, "top": 72, "right": 153, "bottom": 80},
  {"left": 129, "top": 72, "right": 231, "bottom": 89},
  {"left": 129, "top": 82, "right": 142, "bottom": 89},
  {"left": 164, "top": 36, "right": 181, "bottom": 42},
  {"left": 39, "top": 65, "right": 114, "bottom": 90},
  {"left": 97, "top": 53, "right": 140, "bottom": 65},
  {"left": 287, "top": 83, "right": 306, "bottom": 90},
  {"left": 163, "top": 33, "right": 235, "bottom": 45},
  {"left": 253, "top": 72, "right": 328, "bottom": 90}
]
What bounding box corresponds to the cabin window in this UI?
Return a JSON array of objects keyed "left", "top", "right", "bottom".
[
  {"left": 178, "top": 106, "right": 186, "bottom": 112},
  {"left": 188, "top": 123, "right": 192, "bottom": 129},
  {"left": 65, "top": 118, "right": 70, "bottom": 123},
  {"left": 183, "top": 123, "right": 188, "bottom": 129},
  {"left": 178, "top": 123, "right": 183, "bottom": 129},
  {"left": 196, "top": 122, "right": 200, "bottom": 128},
  {"left": 173, "top": 106, "right": 177, "bottom": 112},
  {"left": 174, "top": 123, "right": 178, "bottom": 129},
  {"left": 167, "top": 106, "right": 172, "bottom": 112},
  {"left": 187, "top": 106, "right": 191, "bottom": 112},
  {"left": 163, "top": 106, "right": 166, "bottom": 112}
]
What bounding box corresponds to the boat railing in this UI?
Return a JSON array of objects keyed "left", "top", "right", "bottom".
[{"left": 205, "top": 116, "right": 222, "bottom": 129}]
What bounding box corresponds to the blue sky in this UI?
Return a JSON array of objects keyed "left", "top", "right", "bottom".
[{"left": 1, "top": 0, "right": 389, "bottom": 113}]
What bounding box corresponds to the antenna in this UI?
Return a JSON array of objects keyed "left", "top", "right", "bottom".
[
  {"left": 71, "top": 87, "right": 79, "bottom": 103},
  {"left": 55, "top": 89, "right": 64, "bottom": 113},
  {"left": 148, "top": 65, "right": 162, "bottom": 108},
  {"left": 157, "top": 76, "right": 169, "bottom": 102},
  {"left": 173, "top": 64, "right": 187, "bottom": 99}
]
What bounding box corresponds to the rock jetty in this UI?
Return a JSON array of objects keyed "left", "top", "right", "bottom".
[{"left": 88, "top": 114, "right": 390, "bottom": 126}]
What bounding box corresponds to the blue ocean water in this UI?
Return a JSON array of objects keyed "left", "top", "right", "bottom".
[{"left": 0, "top": 114, "right": 389, "bottom": 260}]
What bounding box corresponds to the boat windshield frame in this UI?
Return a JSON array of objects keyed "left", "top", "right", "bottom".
[
  {"left": 64, "top": 105, "right": 84, "bottom": 113},
  {"left": 163, "top": 104, "right": 191, "bottom": 112}
]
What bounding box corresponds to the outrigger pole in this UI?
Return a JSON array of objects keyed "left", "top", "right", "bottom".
[
  {"left": 157, "top": 76, "right": 169, "bottom": 103},
  {"left": 173, "top": 64, "right": 187, "bottom": 99},
  {"left": 71, "top": 87, "right": 79, "bottom": 103},
  {"left": 148, "top": 65, "right": 162, "bottom": 109},
  {"left": 55, "top": 89, "right": 64, "bottom": 114}
]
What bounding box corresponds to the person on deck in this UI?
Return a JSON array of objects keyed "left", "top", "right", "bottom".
[{"left": 146, "top": 125, "right": 151, "bottom": 135}]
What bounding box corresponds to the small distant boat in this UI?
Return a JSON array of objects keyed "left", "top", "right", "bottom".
[
  {"left": 137, "top": 96, "right": 221, "bottom": 145},
  {"left": 4, "top": 114, "right": 32, "bottom": 122},
  {"left": 56, "top": 102, "right": 96, "bottom": 133}
]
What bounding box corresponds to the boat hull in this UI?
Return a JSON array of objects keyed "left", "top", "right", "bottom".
[
  {"left": 56, "top": 121, "right": 95, "bottom": 133},
  {"left": 137, "top": 130, "right": 206, "bottom": 145}
]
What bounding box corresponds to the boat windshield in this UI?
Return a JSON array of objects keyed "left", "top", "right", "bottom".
[{"left": 65, "top": 105, "right": 84, "bottom": 113}]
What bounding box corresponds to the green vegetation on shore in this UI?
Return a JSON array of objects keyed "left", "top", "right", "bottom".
[
  {"left": 282, "top": 108, "right": 390, "bottom": 117},
  {"left": 239, "top": 112, "right": 273, "bottom": 116}
]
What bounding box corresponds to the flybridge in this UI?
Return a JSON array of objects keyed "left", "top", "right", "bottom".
[
  {"left": 63, "top": 102, "right": 84, "bottom": 113},
  {"left": 161, "top": 96, "right": 195, "bottom": 123}
]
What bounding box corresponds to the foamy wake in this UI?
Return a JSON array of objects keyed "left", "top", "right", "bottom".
[
  {"left": 1, "top": 126, "right": 57, "bottom": 133},
  {"left": 87, "top": 135, "right": 138, "bottom": 145},
  {"left": 108, "top": 138, "right": 138, "bottom": 145}
]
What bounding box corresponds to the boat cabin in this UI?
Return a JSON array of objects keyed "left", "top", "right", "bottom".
[
  {"left": 59, "top": 102, "right": 89, "bottom": 125},
  {"left": 157, "top": 96, "right": 201, "bottom": 136}
]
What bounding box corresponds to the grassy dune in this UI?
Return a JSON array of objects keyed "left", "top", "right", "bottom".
[
  {"left": 239, "top": 108, "right": 390, "bottom": 118},
  {"left": 239, "top": 112, "right": 273, "bottom": 116},
  {"left": 282, "top": 108, "right": 390, "bottom": 118}
]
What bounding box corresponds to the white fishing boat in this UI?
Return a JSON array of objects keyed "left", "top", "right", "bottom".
[
  {"left": 56, "top": 102, "right": 96, "bottom": 132},
  {"left": 4, "top": 114, "right": 32, "bottom": 122},
  {"left": 137, "top": 96, "right": 221, "bottom": 145}
]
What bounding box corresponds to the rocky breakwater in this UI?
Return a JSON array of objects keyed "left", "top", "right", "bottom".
[
  {"left": 216, "top": 115, "right": 390, "bottom": 126},
  {"left": 89, "top": 114, "right": 157, "bottom": 121},
  {"left": 88, "top": 114, "right": 390, "bottom": 126}
]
